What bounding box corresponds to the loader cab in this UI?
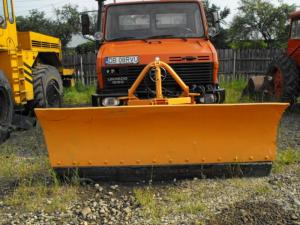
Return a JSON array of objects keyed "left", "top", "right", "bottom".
[
  {"left": 0, "top": 0, "right": 17, "bottom": 49},
  {"left": 288, "top": 11, "right": 300, "bottom": 65}
]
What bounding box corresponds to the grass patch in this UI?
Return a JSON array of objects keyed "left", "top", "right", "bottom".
[
  {"left": 0, "top": 149, "right": 79, "bottom": 213},
  {"left": 63, "top": 82, "right": 96, "bottom": 105},
  {"left": 273, "top": 149, "right": 300, "bottom": 173},
  {"left": 0, "top": 153, "right": 50, "bottom": 182},
  {"left": 5, "top": 183, "right": 78, "bottom": 213},
  {"left": 179, "top": 202, "right": 205, "bottom": 214},
  {"left": 134, "top": 188, "right": 162, "bottom": 223},
  {"left": 167, "top": 190, "right": 205, "bottom": 214},
  {"left": 220, "top": 78, "right": 249, "bottom": 103},
  {"left": 255, "top": 185, "right": 272, "bottom": 195}
]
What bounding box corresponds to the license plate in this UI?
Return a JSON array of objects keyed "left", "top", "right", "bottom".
[{"left": 105, "top": 56, "right": 139, "bottom": 65}]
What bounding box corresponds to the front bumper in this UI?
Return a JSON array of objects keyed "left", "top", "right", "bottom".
[{"left": 92, "top": 87, "right": 225, "bottom": 107}]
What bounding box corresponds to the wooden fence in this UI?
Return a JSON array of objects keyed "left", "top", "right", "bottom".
[{"left": 63, "top": 49, "right": 284, "bottom": 85}]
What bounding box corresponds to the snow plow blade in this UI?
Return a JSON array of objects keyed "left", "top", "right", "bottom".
[{"left": 35, "top": 103, "right": 287, "bottom": 180}]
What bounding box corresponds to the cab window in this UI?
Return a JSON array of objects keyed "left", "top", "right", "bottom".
[
  {"left": 0, "top": 0, "right": 6, "bottom": 27},
  {"left": 6, "top": 0, "right": 13, "bottom": 23},
  {"left": 291, "top": 19, "right": 300, "bottom": 39}
]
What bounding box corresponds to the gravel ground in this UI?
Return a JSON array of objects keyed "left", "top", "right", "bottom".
[{"left": 0, "top": 107, "right": 299, "bottom": 225}]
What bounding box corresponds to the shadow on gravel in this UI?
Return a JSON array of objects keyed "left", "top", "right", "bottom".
[{"left": 208, "top": 201, "right": 298, "bottom": 225}]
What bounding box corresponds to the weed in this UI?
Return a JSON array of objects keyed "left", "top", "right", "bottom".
[
  {"left": 0, "top": 153, "right": 50, "bottom": 182},
  {"left": 0, "top": 151, "right": 79, "bottom": 213},
  {"left": 5, "top": 182, "right": 78, "bottom": 213},
  {"left": 167, "top": 190, "right": 191, "bottom": 203},
  {"left": 167, "top": 189, "right": 205, "bottom": 215},
  {"left": 179, "top": 201, "right": 205, "bottom": 214},
  {"left": 255, "top": 185, "right": 272, "bottom": 195},
  {"left": 273, "top": 149, "right": 300, "bottom": 173},
  {"left": 134, "top": 188, "right": 162, "bottom": 224},
  {"left": 63, "top": 82, "right": 96, "bottom": 105},
  {"left": 220, "top": 78, "right": 250, "bottom": 103}
]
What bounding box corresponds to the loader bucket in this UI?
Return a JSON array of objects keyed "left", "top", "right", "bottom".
[{"left": 35, "top": 103, "right": 288, "bottom": 180}]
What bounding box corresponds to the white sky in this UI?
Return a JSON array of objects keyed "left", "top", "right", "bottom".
[{"left": 14, "top": 0, "right": 300, "bottom": 24}]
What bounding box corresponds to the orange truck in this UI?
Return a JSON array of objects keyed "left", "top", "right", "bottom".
[
  {"left": 82, "top": 0, "right": 225, "bottom": 106},
  {"left": 35, "top": 0, "right": 288, "bottom": 180}
]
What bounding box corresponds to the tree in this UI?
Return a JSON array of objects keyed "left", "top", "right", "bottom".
[
  {"left": 53, "top": 5, "right": 81, "bottom": 47},
  {"left": 202, "top": 0, "right": 231, "bottom": 48},
  {"left": 17, "top": 4, "right": 81, "bottom": 47},
  {"left": 17, "top": 10, "right": 54, "bottom": 36},
  {"left": 228, "top": 0, "right": 296, "bottom": 48}
]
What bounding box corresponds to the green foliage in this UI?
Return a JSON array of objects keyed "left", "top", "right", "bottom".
[
  {"left": 16, "top": 4, "right": 81, "bottom": 47},
  {"left": 75, "top": 41, "right": 96, "bottom": 54},
  {"left": 220, "top": 78, "right": 249, "bottom": 103},
  {"left": 52, "top": 5, "right": 81, "bottom": 47},
  {"left": 203, "top": 0, "right": 231, "bottom": 48},
  {"left": 228, "top": 0, "right": 296, "bottom": 48},
  {"left": 229, "top": 40, "right": 268, "bottom": 49},
  {"left": 134, "top": 188, "right": 162, "bottom": 223},
  {"left": 0, "top": 144, "right": 79, "bottom": 213},
  {"left": 17, "top": 10, "right": 53, "bottom": 36},
  {"left": 273, "top": 149, "right": 300, "bottom": 172},
  {"left": 63, "top": 82, "right": 96, "bottom": 105}
]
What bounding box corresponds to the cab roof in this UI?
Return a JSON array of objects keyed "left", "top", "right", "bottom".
[
  {"left": 289, "top": 11, "right": 300, "bottom": 20},
  {"left": 104, "top": 0, "right": 202, "bottom": 7}
]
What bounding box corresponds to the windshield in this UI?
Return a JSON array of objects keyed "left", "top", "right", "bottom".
[
  {"left": 291, "top": 19, "right": 300, "bottom": 39},
  {"left": 0, "top": 1, "right": 5, "bottom": 28},
  {"left": 105, "top": 3, "right": 204, "bottom": 41}
]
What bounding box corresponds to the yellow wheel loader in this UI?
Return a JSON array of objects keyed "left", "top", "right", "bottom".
[
  {"left": 36, "top": 0, "right": 288, "bottom": 181},
  {"left": 0, "top": 0, "right": 74, "bottom": 142}
]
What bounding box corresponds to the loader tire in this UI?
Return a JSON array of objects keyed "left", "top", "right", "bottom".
[
  {"left": 32, "top": 64, "right": 63, "bottom": 108},
  {"left": 0, "top": 71, "right": 13, "bottom": 144},
  {"left": 267, "top": 55, "right": 300, "bottom": 104}
]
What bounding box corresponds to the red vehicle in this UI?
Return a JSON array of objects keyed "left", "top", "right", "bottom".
[{"left": 267, "top": 11, "right": 300, "bottom": 103}]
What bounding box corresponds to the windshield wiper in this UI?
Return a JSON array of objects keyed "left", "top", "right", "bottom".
[
  {"left": 146, "top": 35, "right": 176, "bottom": 39},
  {"left": 109, "top": 37, "right": 136, "bottom": 41},
  {"left": 146, "top": 35, "right": 187, "bottom": 41}
]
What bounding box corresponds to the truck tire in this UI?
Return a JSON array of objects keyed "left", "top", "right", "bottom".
[
  {"left": 32, "top": 64, "right": 63, "bottom": 108},
  {"left": 0, "top": 71, "right": 13, "bottom": 144},
  {"left": 267, "top": 55, "right": 300, "bottom": 104}
]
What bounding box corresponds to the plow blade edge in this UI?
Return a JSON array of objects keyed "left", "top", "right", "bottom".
[{"left": 35, "top": 104, "right": 287, "bottom": 179}]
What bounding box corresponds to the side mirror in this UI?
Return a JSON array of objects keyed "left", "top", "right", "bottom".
[
  {"left": 212, "top": 12, "right": 220, "bottom": 24},
  {"left": 0, "top": 16, "right": 5, "bottom": 26},
  {"left": 208, "top": 11, "right": 221, "bottom": 38},
  {"left": 81, "top": 14, "right": 91, "bottom": 35}
]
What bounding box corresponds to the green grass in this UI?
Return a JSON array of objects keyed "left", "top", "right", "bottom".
[
  {"left": 0, "top": 145, "right": 79, "bottom": 213},
  {"left": 134, "top": 188, "right": 163, "bottom": 223},
  {"left": 5, "top": 182, "right": 78, "bottom": 213},
  {"left": 273, "top": 149, "right": 300, "bottom": 173},
  {"left": 63, "top": 82, "right": 96, "bottom": 105},
  {"left": 220, "top": 78, "right": 249, "bottom": 103}
]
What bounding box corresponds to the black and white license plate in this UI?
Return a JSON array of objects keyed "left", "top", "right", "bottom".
[{"left": 105, "top": 56, "right": 139, "bottom": 65}]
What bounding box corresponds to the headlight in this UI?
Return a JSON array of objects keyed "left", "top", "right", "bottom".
[{"left": 102, "top": 97, "right": 120, "bottom": 107}]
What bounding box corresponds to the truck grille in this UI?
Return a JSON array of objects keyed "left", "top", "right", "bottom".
[{"left": 103, "top": 63, "right": 213, "bottom": 92}]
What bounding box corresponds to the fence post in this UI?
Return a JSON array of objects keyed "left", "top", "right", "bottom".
[
  {"left": 80, "top": 55, "right": 85, "bottom": 85},
  {"left": 233, "top": 50, "right": 236, "bottom": 80}
]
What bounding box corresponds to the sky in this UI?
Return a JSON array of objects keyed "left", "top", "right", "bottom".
[{"left": 14, "top": 0, "right": 300, "bottom": 24}]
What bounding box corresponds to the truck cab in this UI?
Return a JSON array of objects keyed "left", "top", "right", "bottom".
[
  {"left": 289, "top": 11, "right": 300, "bottom": 65},
  {"left": 83, "top": 0, "right": 225, "bottom": 106}
]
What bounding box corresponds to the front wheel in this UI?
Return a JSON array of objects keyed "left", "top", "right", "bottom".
[
  {"left": 0, "top": 71, "right": 13, "bottom": 144},
  {"left": 32, "top": 64, "right": 63, "bottom": 108}
]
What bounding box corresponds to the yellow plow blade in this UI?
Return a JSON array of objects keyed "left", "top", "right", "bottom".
[{"left": 35, "top": 103, "right": 287, "bottom": 173}]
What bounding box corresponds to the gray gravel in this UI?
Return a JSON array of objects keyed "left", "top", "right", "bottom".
[{"left": 278, "top": 110, "right": 300, "bottom": 150}]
